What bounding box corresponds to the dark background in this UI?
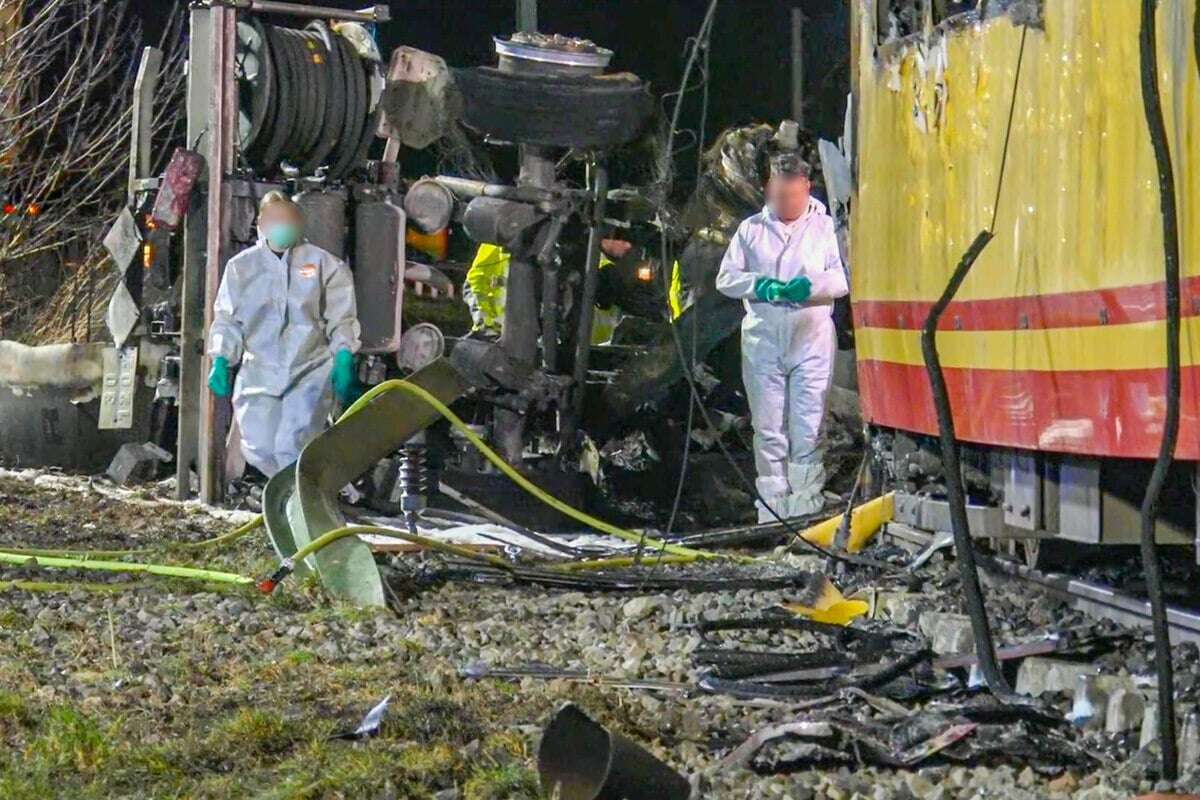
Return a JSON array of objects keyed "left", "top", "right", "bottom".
[{"left": 132, "top": 0, "right": 850, "bottom": 144}]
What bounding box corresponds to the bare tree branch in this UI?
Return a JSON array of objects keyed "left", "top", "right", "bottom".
[{"left": 0, "top": 0, "right": 185, "bottom": 342}]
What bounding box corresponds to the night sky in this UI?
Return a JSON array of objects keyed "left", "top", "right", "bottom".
[{"left": 132, "top": 0, "right": 850, "bottom": 142}]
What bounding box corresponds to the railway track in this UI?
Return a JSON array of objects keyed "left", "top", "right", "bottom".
[{"left": 884, "top": 521, "right": 1200, "bottom": 645}]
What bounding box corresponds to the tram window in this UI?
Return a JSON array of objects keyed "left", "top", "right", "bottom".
[
  {"left": 932, "top": 1, "right": 977, "bottom": 23},
  {"left": 878, "top": 1, "right": 1043, "bottom": 46},
  {"left": 876, "top": 0, "right": 923, "bottom": 43}
]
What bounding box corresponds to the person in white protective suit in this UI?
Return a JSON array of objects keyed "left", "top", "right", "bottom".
[
  {"left": 206, "top": 191, "right": 362, "bottom": 477},
  {"left": 716, "top": 153, "right": 849, "bottom": 522}
]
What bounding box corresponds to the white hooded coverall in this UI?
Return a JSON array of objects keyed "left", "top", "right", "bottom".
[
  {"left": 716, "top": 198, "right": 848, "bottom": 522},
  {"left": 207, "top": 240, "right": 361, "bottom": 477}
]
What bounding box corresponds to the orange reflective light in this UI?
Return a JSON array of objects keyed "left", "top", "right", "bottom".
[
  {"left": 406, "top": 227, "right": 449, "bottom": 261},
  {"left": 636, "top": 265, "right": 654, "bottom": 282}
]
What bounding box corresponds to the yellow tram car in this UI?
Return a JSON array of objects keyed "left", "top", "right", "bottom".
[{"left": 849, "top": 0, "right": 1200, "bottom": 551}]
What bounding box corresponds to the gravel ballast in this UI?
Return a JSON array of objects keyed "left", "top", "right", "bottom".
[{"left": 0, "top": 469, "right": 1198, "bottom": 798}]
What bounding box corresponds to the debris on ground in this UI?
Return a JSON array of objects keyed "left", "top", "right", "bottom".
[
  {"left": 330, "top": 695, "right": 392, "bottom": 741},
  {"left": 105, "top": 442, "right": 174, "bottom": 486},
  {"left": 1, "top": 469, "right": 1200, "bottom": 797}
]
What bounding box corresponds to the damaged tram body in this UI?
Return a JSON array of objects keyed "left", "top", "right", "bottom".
[{"left": 851, "top": 0, "right": 1200, "bottom": 559}]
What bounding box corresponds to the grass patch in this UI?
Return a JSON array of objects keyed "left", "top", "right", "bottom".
[
  {"left": 211, "top": 709, "right": 301, "bottom": 758},
  {"left": 285, "top": 648, "right": 316, "bottom": 665},
  {"left": 464, "top": 764, "right": 540, "bottom": 800},
  {"left": 0, "top": 608, "right": 28, "bottom": 628},
  {"left": 0, "top": 475, "right": 593, "bottom": 799},
  {"left": 30, "top": 706, "right": 112, "bottom": 773},
  {"left": 0, "top": 690, "right": 28, "bottom": 722},
  {"left": 388, "top": 692, "right": 482, "bottom": 745}
]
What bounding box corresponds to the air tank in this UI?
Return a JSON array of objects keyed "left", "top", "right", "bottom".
[
  {"left": 294, "top": 188, "right": 348, "bottom": 258},
  {"left": 353, "top": 194, "right": 405, "bottom": 353}
]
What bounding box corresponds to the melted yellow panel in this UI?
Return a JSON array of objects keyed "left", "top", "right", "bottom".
[{"left": 852, "top": 0, "right": 1200, "bottom": 307}]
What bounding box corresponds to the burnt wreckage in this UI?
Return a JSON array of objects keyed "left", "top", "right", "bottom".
[{"left": 82, "top": 5, "right": 846, "bottom": 535}]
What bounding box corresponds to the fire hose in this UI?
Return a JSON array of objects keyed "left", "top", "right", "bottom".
[
  {"left": 0, "top": 378, "right": 737, "bottom": 593},
  {"left": 338, "top": 379, "right": 724, "bottom": 562}
]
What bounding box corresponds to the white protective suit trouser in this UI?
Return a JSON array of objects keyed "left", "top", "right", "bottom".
[
  {"left": 715, "top": 199, "right": 849, "bottom": 522},
  {"left": 231, "top": 364, "right": 333, "bottom": 476},
  {"left": 741, "top": 308, "right": 837, "bottom": 521},
  {"left": 207, "top": 240, "right": 361, "bottom": 477}
]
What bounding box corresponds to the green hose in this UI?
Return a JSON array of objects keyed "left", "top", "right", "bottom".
[
  {"left": 339, "top": 379, "right": 724, "bottom": 562},
  {"left": 0, "top": 551, "right": 253, "bottom": 585},
  {"left": 0, "top": 515, "right": 264, "bottom": 560},
  {"left": 0, "top": 373, "right": 735, "bottom": 596}
]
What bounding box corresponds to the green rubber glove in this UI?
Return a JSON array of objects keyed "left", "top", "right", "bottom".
[
  {"left": 207, "top": 356, "right": 232, "bottom": 398},
  {"left": 753, "top": 276, "right": 785, "bottom": 303},
  {"left": 779, "top": 276, "right": 813, "bottom": 303},
  {"left": 331, "top": 348, "right": 357, "bottom": 404}
]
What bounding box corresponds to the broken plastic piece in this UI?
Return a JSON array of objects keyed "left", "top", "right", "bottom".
[
  {"left": 1066, "top": 673, "right": 1106, "bottom": 728},
  {"left": 330, "top": 695, "right": 391, "bottom": 741},
  {"left": 800, "top": 492, "right": 895, "bottom": 553},
  {"left": 106, "top": 442, "right": 173, "bottom": 486},
  {"left": 782, "top": 575, "right": 869, "bottom": 626},
  {"left": 150, "top": 148, "right": 205, "bottom": 230},
  {"left": 256, "top": 560, "right": 293, "bottom": 594}
]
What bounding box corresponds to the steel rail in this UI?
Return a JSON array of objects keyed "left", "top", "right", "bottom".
[
  {"left": 986, "top": 557, "right": 1200, "bottom": 646},
  {"left": 884, "top": 522, "right": 1200, "bottom": 645}
]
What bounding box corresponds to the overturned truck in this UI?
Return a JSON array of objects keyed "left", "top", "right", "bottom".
[{"left": 20, "top": 2, "right": 847, "bottom": 604}]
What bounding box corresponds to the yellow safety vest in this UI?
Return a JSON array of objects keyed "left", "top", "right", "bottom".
[{"left": 465, "top": 245, "right": 685, "bottom": 340}]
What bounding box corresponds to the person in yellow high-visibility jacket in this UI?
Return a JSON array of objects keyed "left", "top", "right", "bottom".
[
  {"left": 463, "top": 243, "right": 510, "bottom": 335},
  {"left": 463, "top": 240, "right": 684, "bottom": 340}
]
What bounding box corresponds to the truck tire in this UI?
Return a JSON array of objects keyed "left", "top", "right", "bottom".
[{"left": 454, "top": 67, "right": 654, "bottom": 149}]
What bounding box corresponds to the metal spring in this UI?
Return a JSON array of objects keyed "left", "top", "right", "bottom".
[{"left": 397, "top": 444, "right": 429, "bottom": 501}]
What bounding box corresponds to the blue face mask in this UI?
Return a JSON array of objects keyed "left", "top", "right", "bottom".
[{"left": 263, "top": 222, "right": 301, "bottom": 251}]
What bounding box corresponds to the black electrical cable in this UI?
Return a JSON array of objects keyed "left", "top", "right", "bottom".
[
  {"left": 922, "top": 230, "right": 1005, "bottom": 695},
  {"left": 647, "top": 2, "right": 863, "bottom": 568},
  {"left": 833, "top": 451, "right": 871, "bottom": 551},
  {"left": 695, "top": 29, "right": 713, "bottom": 184},
  {"left": 1138, "top": 0, "right": 1181, "bottom": 778},
  {"left": 920, "top": 25, "right": 1028, "bottom": 700},
  {"left": 631, "top": 5, "right": 718, "bottom": 569},
  {"left": 663, "top": 17, "right": 713, "bottom": 539}
]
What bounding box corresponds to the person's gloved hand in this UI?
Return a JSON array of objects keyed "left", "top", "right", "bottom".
[
  {"left": 208, "top": 356, "right": 232, "bottom": 398},
  {"left": 779, "top": 276, "right": 813, "bottom": 303},
  {"left": 331, "top": 349, "right": 357, "bottom": 404},
  {"left": 754, "top": 277, "right": 786, "bottom": 303}
]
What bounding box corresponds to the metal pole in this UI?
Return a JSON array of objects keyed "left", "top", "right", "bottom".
[
  {"left": 198, "top": 5, "right": 237, "bottom": 504},
  {"left": 559, "top": 161, "right": 608, "bottom": 452},
  {"left": 234, "top": 1, "right": 391, "bottom": 23},
  {"left": 517, "top": 0, "right": 538, "bottom": 32},
  {"left": 492, "top": 145, "right": 553, "bottom": 464},
  {"left": 177, "top": 6, "right": 213, "bottom": 499},
  {"left": 791, "top": 8, "right": 805, "bottom": 127},
  {"left": 128, "top": 47, "right": 162, "bottom": 204},
  {"left": 538, "top": 215, "right": 566, "bottom": 373}
]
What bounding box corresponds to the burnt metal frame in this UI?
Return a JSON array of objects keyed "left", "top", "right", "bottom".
[
  {"left": 180, "top": 0, "right": 392, "bottom": 502},
  {"left": 180, "top": 0, "right": 539, "bottom": 502}
]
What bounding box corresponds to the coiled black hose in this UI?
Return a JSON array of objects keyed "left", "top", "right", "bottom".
[{"left": 1138, "top": 0, "right": 1181, "bottom": 779}]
